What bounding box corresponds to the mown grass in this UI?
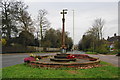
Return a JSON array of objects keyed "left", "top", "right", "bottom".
[
  {"left": 2, "top": 61, "right": 119, "bottom": 78},
  {"left": 86, "top": 51, "right": 118, "bottom": 55},
  {"left": 32, "top": 51, "right": 59, "bottom": 53},
  {"left": 85, "top": 52, "right": 98, "bottom": 55},
  {"left": 0, "top": 68, "right": 2, "bottom": 79}
]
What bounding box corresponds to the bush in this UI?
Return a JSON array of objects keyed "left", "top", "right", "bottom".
[
  {"left": 106, "top": 49, "right": 120, "bottom": 55},
  {"left": 95, "top": 47, "right": 109, "bottom": 54},
  {"left": 93, "top": 44, "right": 109, "bottom": 54},
  {"left": 87, "top": 48, "right": 95, "bottom": 52},
  {"left": 1, "top": 38, "right": 7, "bottom": 46}
]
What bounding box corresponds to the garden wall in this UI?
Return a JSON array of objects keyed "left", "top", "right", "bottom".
[{"left": 2, "top": 46, "right": 60, "bottom": 53}]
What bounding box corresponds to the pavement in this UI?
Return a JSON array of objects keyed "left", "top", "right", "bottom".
[{"left": 1, "top": 51, "right": 119, "bottom": 68}]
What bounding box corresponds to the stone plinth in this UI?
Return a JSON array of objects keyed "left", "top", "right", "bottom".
[
  {"left": 54, "top": 53, "right": 70, "bottom": 58},
  {"left": 50, "top": 53, "right": 76, "bottom": 62}
]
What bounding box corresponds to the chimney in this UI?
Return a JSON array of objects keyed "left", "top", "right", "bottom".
[
  {"left": 107, "top": 36, "right": 110, "bottom": 40},
  {"left": 83, "top": 35, "right": 85, "bottom": 38},
  {"left": 114, "top": 33, "right": 116, "bottom": 37}
]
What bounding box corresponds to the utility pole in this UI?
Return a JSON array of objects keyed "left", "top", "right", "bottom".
[
  {"left": 36, "top": 31, "right": 39, "bottom": 40},
  {"left": 72, "top": 10, "right": 75, "bottom": 54},
  {"left": 60, "top": 9, "right": 68, "bottom": 53}
]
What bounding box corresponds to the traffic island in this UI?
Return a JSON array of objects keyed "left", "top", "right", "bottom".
[{"left": 26, "top": 54, "right": 101, "bottom": 69}]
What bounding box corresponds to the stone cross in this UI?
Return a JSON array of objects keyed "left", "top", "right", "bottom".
[{"left": 60, "top": 9, "right": 68, "bottom": 53}]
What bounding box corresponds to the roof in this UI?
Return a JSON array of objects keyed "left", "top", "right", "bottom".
[{"left": 107, "top": 36, "right": 120, "bottom": 42}]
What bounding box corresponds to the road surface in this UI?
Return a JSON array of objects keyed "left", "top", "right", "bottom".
[
  {"left": 87, "top": 54, "right": 119, "bottom": 67},
  {"left": 1, "top": 51, "right": 119, "bottom": 68},
  {"left": 1, "top": 53, "right": 57, "bottom": 68}
]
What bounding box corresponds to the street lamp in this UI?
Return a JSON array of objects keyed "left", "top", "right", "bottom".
[{"left": 60, "top": 9, "right": 68, "bottom": 53}]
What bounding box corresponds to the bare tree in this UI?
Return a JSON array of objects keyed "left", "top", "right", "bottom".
[
  {"left": 1, "top": 0, "right": 24, "bottom": 42},
  {"left": 83, "top": 18, "right": 105, "bottom": 51},
  {"left": 10, "top": 1, "right": 34, "bottom": 33},
  {"left": 86, "top": 18, "right": 105, "bottom": 40},
  {"left": 92, "top": 18, "right": 105, "bottom": 40},
  {"left": 1, "top": 0, "right": 15, "bottom": 39},
  {"left": 37, "top": 9, "right": 50, "bottom": 46}
]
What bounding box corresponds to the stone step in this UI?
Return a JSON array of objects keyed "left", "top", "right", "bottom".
[
  {"left": 57, "top": 53, "right": 70, "bottom": 56},
  {"left": 54, "top": 55, "right": 67, "bottom": 58},
  {"left": 50, "top": 58, "right": 76, "bottom": 62},
  {"left": 55, "top": 53, "right": 70, "bottom": 59}
]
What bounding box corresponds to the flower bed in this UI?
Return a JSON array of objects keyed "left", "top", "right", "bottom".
[
  {"left": 72, "top": 54, "right": 97, "bottom": 61},
  {"left": 24, "top": 53, "right": 100, "bottom": 69},
  {"left": 72, "top": 54, "right": 88, "bottom": 58},
  {"left": 24, "top": 53, "right": 50, "bottom": 63},
  {"left": 24, "top": 54, "right": 42, "bottom": 63},
  {"left": 24, "top": 57, "right": 36, "bottom": 63},
  {"left": 67, "top": 55, "right": 76, "bottom": 59}
]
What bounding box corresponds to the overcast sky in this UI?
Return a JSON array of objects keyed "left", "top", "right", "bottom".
[{"left": 24, "top": 0, "right": 118, "bottom": 44}]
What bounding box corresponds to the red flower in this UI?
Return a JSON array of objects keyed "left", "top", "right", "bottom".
[
  {"left": 67, "top": 55, "right": 76, "bottom": 59},
  {"left": 24, "top": 57, "right": 36, "bottom": 62},
  {"left": 72, "top": 54, "right": 88, "bottom": 59}
]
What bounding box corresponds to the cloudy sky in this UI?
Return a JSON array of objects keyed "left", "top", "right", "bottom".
[{"left": 24, "top": 0, "right": 118, "bottom": 44}]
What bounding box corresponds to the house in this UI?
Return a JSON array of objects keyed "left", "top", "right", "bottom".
[{"left": 107, "top": 33, "right": 120, "bottom": 51}]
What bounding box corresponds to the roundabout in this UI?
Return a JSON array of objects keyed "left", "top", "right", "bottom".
[
  {"left": 25, "top": 9, "right": 100, "bottom": 69},
  {"left": 26, "top": 54, "right": 100, "bottom": 69}
]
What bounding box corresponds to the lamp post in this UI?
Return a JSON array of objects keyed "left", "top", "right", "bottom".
[{"left": 60, "top": 9, "right": 68, "bottom": 53}]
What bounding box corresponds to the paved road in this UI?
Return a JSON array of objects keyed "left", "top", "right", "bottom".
[
  {"left": 1, "top": 51, "right": 119, "bottom": 68},
  {"left": 70, "top": 51, "right": 119, "bottom": 67},
  {"left": 1, "top": 53, "right": 57, "bottom": 68},
  {"left": 87, "top": 54, "right": 119, "bottom": 67}
]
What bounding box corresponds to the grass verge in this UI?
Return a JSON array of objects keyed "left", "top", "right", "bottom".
[
  {"left": 85, "top": 52, "right": 98, "bottom": 55},
  {"left": 2, "top": 61, "right": 119, "bottom": 78}
]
